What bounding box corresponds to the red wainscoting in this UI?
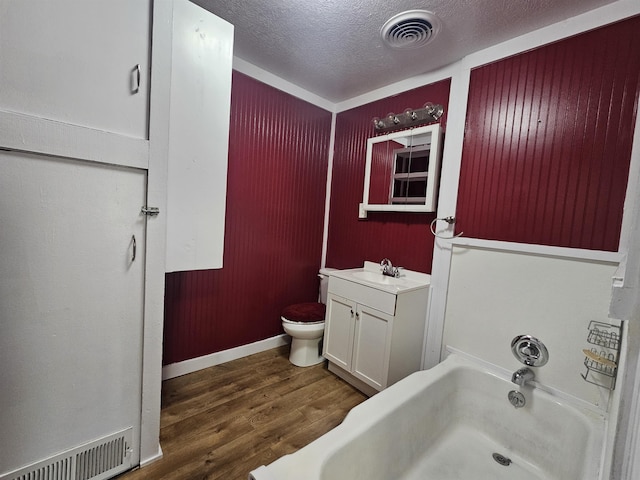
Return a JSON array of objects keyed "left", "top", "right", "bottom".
[
  {"left": 163, "top": 72, "right": 333, "bottom": 365},
  {"left": 326, "top": 80, "right": 451, "bottom": 272},
  {"left": 456, "top": 16, "right": 640, "bottom": 251}
]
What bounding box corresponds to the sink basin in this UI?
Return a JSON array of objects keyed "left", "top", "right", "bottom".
[
  {"left": 329, "top": 262, "right": 431, "bottom": 294},
  {"left": 351, "top": 270, "right": 406, "bottom": 285}
]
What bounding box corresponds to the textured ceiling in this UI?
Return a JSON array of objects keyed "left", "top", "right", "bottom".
[{"left": 193, "top": 0, "right": 619, "bottom": 103}]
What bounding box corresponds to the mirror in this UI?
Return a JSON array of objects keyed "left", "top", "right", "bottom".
[{"left": 359, "top": 123, "right": 442, "bottom": 218}]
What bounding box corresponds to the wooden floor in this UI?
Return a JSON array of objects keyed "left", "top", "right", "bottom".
[{"left": 117, "top": 346, "right": 367, "bottom": 480}]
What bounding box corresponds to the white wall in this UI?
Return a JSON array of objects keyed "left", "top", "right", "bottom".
[{"left": 443, "top": 245, "right": 619, "bottom": 408}]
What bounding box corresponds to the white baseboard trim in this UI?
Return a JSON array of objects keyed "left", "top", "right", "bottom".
[
  {"left": 162, "top": 334, "right": 291, "bottom": 380},
  {"left": 139, "top": 445, "right": 163, "bottom": 468}
]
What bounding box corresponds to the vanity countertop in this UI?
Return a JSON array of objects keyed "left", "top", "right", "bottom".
[{"left": 328, "top": 261, "right": 430, "bottom": 294}]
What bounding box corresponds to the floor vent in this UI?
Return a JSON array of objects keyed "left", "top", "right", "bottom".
[{"left": 1, "top": 428, "right": 133, "bottom": 480}]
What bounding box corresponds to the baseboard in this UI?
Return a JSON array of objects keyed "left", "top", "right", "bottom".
[
  {"left": 162, "top": 334, "right": 291, "bottom": 380},
  {"left": 140, "top": 445, "right": 163, "bottom": 467}
]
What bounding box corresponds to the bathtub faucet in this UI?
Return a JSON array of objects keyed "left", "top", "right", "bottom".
[
  {"left": 511, "top": 367, "right": 535, "bottom": 386},
  {"left": 380, "top": 258, "right": 401, "bottom": 277}
]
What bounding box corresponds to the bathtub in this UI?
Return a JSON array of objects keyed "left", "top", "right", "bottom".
[{"left": 249, "top": 353, "right": 606, "bottom": 480}]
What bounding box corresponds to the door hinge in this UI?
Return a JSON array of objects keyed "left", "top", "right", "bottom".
[{"left": 141, "top": 206, "right": 160, "bottom": 217}]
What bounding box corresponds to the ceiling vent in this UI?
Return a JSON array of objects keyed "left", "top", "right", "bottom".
[{"left": 381, "top": 10, "right": 441, "bottom": 49}]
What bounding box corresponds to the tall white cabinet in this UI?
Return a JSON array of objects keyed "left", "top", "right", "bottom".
[
  {"left": 0, "top": 0, "right": 233, "bottom": 478},
  {"left": 165, "top": 0, "right": 234, "bottom": 273},
  {"left": 0, "top": 2, "right": 152, "bottom": 479}
]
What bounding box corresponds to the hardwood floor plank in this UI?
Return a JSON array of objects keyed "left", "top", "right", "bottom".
[
  {"left": 298, "top": 384, "right": 367, "bottom": 424},
  {"left": 246, "top": 375, "right": 343, "bottom": 427},
  {"left": 161, "top": 366, "right": 332, "bottom": 437},
  {"left": 117, "top": 346, "right": 367, "bottom": 480},
  {"left": 162, "top": 348, "right": 290, "bottom": 404},
  {"left": 268, "top": 404, "right": 360, "bottom": 458},
  {"left": 210, "top": 449, "right": 278, "bottom": 480},
  {"left": 161, "top": 349, "right": 330, "bottom": 429},
  {"left": 250, "top": 409, "right": 307, "bottom": 445}
]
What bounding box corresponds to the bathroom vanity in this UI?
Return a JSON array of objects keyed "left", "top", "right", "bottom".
[{"left": 323, "top": 262, "right": 430, "bottom": 395}]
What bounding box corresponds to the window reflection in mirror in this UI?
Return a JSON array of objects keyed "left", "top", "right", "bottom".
[{"left": 390, "top": 145, "right": 430, "bottom": 204}]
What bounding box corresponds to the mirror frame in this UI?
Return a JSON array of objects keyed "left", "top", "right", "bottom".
[{"left": 359, "top": 123, "right": 443, "bottom": 218}]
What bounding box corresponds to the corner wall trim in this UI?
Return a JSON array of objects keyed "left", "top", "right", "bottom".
[
  {"left": 139, "top": 445, "right": 163, "bottom": 468},
  {"left": 161, "top": 334, "right": 291, "bottom": 380},
  {"left": 233, "top": 57, "right": 335, "bottom": 113}
]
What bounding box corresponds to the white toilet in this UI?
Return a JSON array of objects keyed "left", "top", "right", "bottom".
[{"left": 281, "top": 268, "right": 334, "bottom": 367}]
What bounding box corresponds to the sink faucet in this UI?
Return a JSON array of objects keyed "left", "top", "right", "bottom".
[
  {"left": 511, "top": 367, "right": 535, "bottom": 386},
  {"left": 380, "top": 258, "right": 401, "bottom": 278}
]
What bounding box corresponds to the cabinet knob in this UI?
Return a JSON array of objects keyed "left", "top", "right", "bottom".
[{"left": 350, "top": 309, "right": 354, "bottom": 317}]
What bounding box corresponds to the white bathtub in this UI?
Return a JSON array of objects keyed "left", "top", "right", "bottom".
[{"left": 249, "top": 353, "right": 606, "bottom": 480}]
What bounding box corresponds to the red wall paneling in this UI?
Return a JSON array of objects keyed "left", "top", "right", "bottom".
[
  {"left": 326, "top": 79, "right": 452, "bottom": 273},
  {"left": 456, "top": 16, "right": 640, "bottom": 251},
  {"left": 162, "top": 72, "right": 333, "bottom": 365}
]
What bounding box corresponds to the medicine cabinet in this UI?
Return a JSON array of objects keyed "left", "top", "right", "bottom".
[{"left": 359, "top": 123, "right": 442, "bottom": 218}]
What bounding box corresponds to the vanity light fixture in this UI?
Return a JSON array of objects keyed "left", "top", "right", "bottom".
[{"left": 372, "top": 103, "right": 444, "bottom": 132}]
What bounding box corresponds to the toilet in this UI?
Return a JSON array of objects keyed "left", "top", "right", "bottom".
[{"left": 281, "top": 268, "right": 334, "bottom": 367}]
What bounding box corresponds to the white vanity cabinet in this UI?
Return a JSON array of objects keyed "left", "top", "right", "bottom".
[{"left": 323, "top": 263, "right": 430, "bottom": 395}]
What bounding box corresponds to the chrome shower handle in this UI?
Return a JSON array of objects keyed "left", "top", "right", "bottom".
[{"left": 511, "top": 335, "right": 549, "bottom": 367}]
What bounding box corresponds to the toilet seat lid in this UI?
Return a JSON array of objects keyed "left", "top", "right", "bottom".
[{"left": 281, "top": 302, "right": 326, "bottom": 323}]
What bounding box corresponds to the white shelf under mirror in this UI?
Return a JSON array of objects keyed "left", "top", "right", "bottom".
[{"left": 359, "top": 123, "right": 443, "bottom": 219}]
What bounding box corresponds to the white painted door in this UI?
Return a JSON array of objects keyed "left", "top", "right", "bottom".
[
  {"left": 352, "top": 305, "right": 393, "bottom": 390},
  {"left": 323, "top": 293, "right": 356, "bottom": 371},
  {"left": 0, "top": 0, "right": 150, "bottom": 138},
  {"left": 0, "top": 151, "right": 146, "bottom": 476}
]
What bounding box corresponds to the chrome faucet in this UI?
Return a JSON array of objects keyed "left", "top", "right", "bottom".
[
  {"left": 511, "top": 367, "right": 535, "bottom": 386},
  {"left": 380, "top": 258, "right": 401, "bottom": 277}
]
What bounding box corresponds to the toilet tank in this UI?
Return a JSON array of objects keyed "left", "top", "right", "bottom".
[{"left": 319, "top": 268, "right": 336, "bottom": 304}]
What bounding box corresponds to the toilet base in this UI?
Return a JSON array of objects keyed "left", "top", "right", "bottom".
[{"left": 289, "top": 337, "right": 325, "bottom": 367}]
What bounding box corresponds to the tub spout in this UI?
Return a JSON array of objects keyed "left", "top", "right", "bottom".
[{"left": 511, "top": 367, "right": 535, "bottom": 386}]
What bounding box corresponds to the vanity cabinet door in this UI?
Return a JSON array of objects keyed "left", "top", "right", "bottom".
[
  {"left": 323, "top": 293, "right": 357, "bottom": 371},
  {"left": 352, "top": 305, "right": 393, "bottom": 390}
]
